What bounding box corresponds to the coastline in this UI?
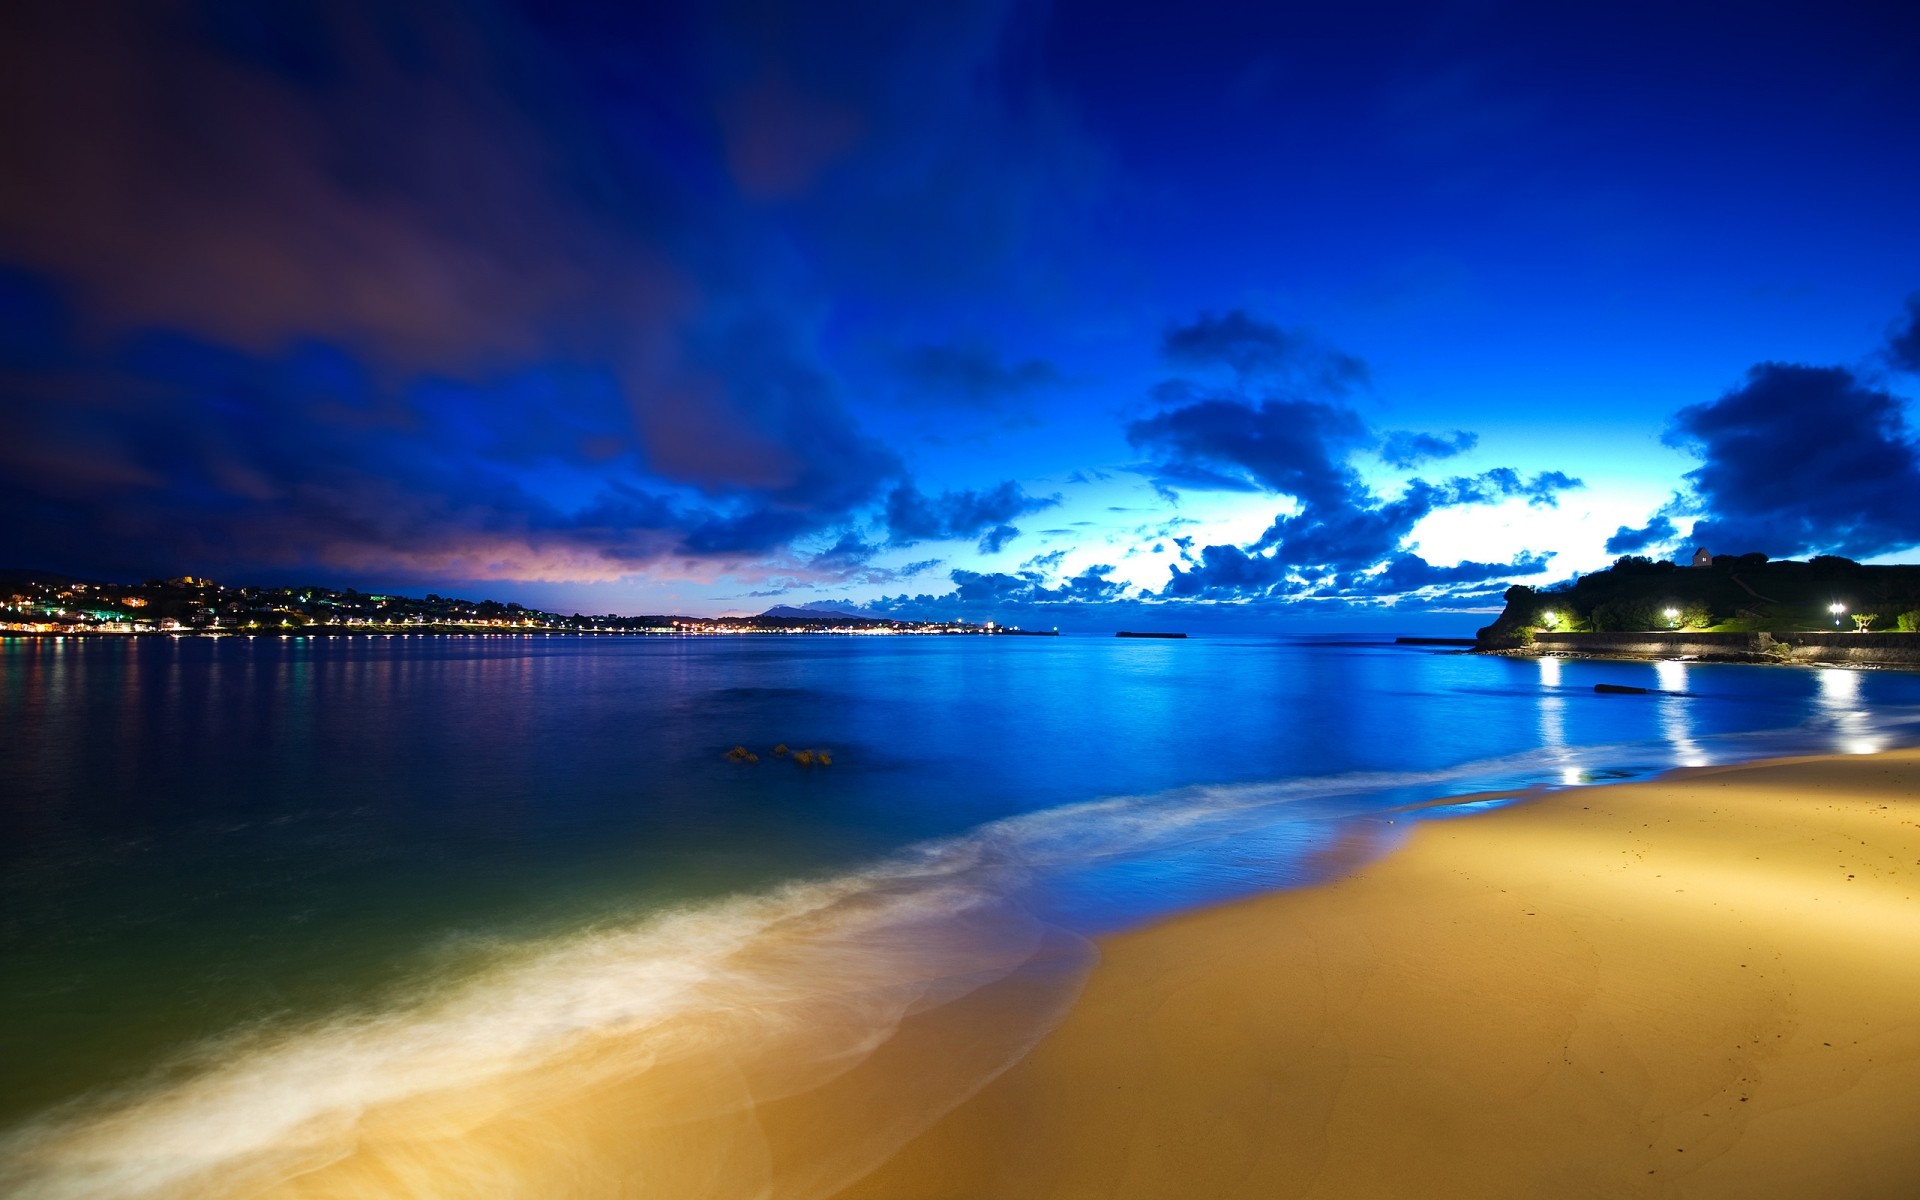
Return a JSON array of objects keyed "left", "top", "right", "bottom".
[
  {"left": 833, "top": 748, "right": 1920, "bottom": 1199},
  {"left": 11, "top": 724, "right": 1920, "bottom": 1197},
  {"left": 1476, "top": 630, "right": 1920, "bottom": 670}
]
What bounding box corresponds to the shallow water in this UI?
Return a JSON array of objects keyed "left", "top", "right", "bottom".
[{"left": 4, "top": 634, "right": 1918, "bottom": 1195}]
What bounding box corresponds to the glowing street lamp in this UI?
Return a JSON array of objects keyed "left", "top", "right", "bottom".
[
  {"left": 1830, "top": 602, "right": 1846, "bottom": 628},
  {"left": 1663, "top": 607, "right": 1679, "bottom": 629},
  {"left": 1541, "top": 610, "right": 1558, "bottom": 630}
]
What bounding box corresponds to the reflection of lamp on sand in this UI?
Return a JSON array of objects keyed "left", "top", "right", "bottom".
[{"left": 1830, "top": 602, "right": 1846, "bottom": 628}]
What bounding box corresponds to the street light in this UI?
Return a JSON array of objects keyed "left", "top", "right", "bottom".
[
  {"left": 1830, "top": 602, "right": 1846, "bottom": 629},
  {"left": 1542, "top": 610, "right": 1558, "bottom": 630},
  {"left": 1663, "top": 607, "right": 1679, "bottom": 629}
]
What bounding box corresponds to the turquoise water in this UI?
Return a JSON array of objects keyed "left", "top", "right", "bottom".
[{"left": 4, "top": 634, "right": 1919, "bottom": 1193}]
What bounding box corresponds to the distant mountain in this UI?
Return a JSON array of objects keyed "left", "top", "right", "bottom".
[{"left": 759, "top": 605, "right": 865, "bottom": 621}]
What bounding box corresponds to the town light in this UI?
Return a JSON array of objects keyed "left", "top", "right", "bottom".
[
  {"left": 1830, "top": 602, "right": 1846, "bottom": 628},
  {"left": 1663, "top": 607, "right": 1679, "bottom": 628},
  {"left": 1542, "top": 611, "right": 1558, "bottom": 630}
]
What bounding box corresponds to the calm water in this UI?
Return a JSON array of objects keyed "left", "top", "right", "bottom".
[{"left": 5, "top": 633, "right": 1920, "bottom": 1191}]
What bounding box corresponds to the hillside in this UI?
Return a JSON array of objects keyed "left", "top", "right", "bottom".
[{"left": 1477, "top": 554, "right": 1920, "bottom": 648}]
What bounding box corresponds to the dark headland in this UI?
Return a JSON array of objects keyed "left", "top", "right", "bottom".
[{"left": 1473, "top": 552, "right": 1920, "bottom": 667}]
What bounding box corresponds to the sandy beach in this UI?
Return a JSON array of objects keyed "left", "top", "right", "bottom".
[{"left": 834, "top": 749, "right": 1920, "bottom": 1199}]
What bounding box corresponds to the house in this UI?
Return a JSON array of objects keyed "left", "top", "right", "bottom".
[{"left": 1690, "top": 546, "right": 1712, "bottom": 568}]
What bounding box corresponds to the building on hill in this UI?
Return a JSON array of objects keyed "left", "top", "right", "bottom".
[{"left": 1690, "top": 546, "right": 1713, "bottom": 568}]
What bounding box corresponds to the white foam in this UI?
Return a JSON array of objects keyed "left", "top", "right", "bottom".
[
  {"left": 7, "top": 705, "right": 1917, "bottom": 1197},
  {"left": 0, "top": 849, "right": 1072, "bottom": 1199}
]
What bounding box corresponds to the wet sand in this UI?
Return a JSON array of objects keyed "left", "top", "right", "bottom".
[{"left": 834, "top": 749, "right": 1920, "bottom": 1199}]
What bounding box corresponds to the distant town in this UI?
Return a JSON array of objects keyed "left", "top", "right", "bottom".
[{"left": 0, "top": 573, "right": 1046, "bottom": 637}]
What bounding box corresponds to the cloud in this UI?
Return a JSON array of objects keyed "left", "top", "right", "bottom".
[
  {"left": 807, "top": 533, "right": 881, "bottom": 570},
  {"left": 976, "top": 524, "right": 1021, "bottom": 554},
  {"left": 1126, "top": 313, "right": 1583, "bottom": 601},
  {"left": 1888, "top": 293, "right": 1920, "bottom": 374},
  {"left": 1127, "top": 396, "right": 1370, "bottom": 497},
  {"left": 1243, "top": 468, "right": 1580, "bottom": 575},
  {"left": 1378, "top": 429, "right": 1477, "bottom": 469},
  {"left": 1340, "top": 551, "right": 1552, "bottom": 594},
  {"left": 1604, "top": 514, "right": 1680, "bottom": 555},
  {"left": 884, "top": 480, "right": 1058, "bottom": 547},
  {"left": 0, "top": 284, "right": 917, "bottom": 585},
  {"left": 0, "top": 3, "right": 1101, "bottom": 594},
  {"left": 1161, "top": 310, "right": 1369, "bottom": 391},
  {"left": 1161, "top": 544, "right": 1305, "bottom": 599},
  {"left": 1669, "top": 363, "right": 1920, "bottom": 559},
  {"left": 894, "top": 344, "right": 1060, "bottom": 410},
  {"left": 862, "top": 563, "right": 1131, "bottom": 619}
]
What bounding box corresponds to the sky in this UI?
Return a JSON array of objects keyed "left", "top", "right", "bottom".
[{"left": 2, "top": 0, "right": 1918, "bottom": 631}]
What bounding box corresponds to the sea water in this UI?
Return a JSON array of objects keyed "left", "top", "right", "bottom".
[{"left": 4, "top": 634, "right": 1918, "bottom": 1196}]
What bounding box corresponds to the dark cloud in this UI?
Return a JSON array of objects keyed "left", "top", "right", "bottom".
[
  {"left": 1340, "top": 551, "right": 1551, "bottom": 594},
  {"left": 1245, "top": 469, "right": 1579, "bottom": 576},
  {"left": 660, "top": 314, "right": 901, "bottom": 511},
  {"left": 894, "top": 344, "right": 1060, "bottom": 410},
  {"left": 1161, "top": 310, "right": 1369, "bottom": 391},
  {"left": 1161, "top": 544, "right": 1304, "bottom": 599},
  {"left": 884, "top": 480, "right": 1058, "bottom": 547},
  {"left": 807, "top": 533, "right": 880, "bottom": 570},
  {"left": 1378, "top": 429, "right": 1477, "bottom": 469},
  {"left": 1127, "top": 396, "right": 1369, "bottom": 497},
  {"left": 977, "top": 524, "right": 1021, "bottom": 554},
  {"left": 1888, "top": 293, "right": 1920, "bottom": 374},
  {"left": 1604, "top": 514, "right": 1680, "bottom": 555},
  {"left": 1669, "top": 363, "right": 1920, "bottom": 559},
  {"left": 0, "top": 279, "right": 905, "bottom": 584},
  {"left": 862, "top": 563, "right": 1130, "bottom": 620},
  {"left": 0, "top": 2, "right": 1097, "bottom": 591},
  {"left": 1126, "top": 314, "right": 1583, "bottom": 602}
]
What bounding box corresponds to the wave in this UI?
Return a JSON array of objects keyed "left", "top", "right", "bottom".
[{"left": 7, "top": 702, "right": 1918, "bottom": 1198}]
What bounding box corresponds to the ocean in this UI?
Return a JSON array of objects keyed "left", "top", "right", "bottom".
[{"left": 4, "top": 633, "right": 1918, "bottom": 1197}]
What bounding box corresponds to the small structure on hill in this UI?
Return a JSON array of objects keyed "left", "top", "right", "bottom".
[{"left": 1690, "top": 546, "right": 1713, "bottom": 569}]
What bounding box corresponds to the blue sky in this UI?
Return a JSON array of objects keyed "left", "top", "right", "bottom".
[{"left": 2, "top": 1, "right": 1917, "bottom": 630}]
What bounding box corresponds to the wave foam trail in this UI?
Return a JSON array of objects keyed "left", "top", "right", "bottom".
[
  {"left": 0, "top": 853, "right": 1092, "bottom": 1200},
  {"left": 7, "top": 705, "right": 1918, "bottom": 1197}
]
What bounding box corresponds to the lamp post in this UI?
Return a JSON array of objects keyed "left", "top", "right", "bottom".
[
  {"left": 1663, "top": 607, "right": 1679, "bottom": 629},
  {"left": 1542, "top": 610, "right": 1558, "bottom": 631},
  {"left": 1830, "top": 602, "right": 1846, "bottom": 629}
]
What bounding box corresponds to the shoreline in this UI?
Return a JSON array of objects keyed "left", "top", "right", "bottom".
[
  {"left": 832, "top": 747, "right": 1920, "bottom": 1199},
  {"left": 1481, "top": 647, "right": 1920, "bottom": 672},
  {"left": 10, "top": 741, "right": 1919, "bottom": 1198},
  {"left": 1477, "top": 629, "right": 1920, "bottom": 671}
]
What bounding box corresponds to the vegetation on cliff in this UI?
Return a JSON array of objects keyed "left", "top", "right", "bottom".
[{"left": 1477, "top": 554, "right": 1920, "bottom": 648}]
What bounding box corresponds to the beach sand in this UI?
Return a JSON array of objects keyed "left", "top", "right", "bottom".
[{"left": 833, "top": 749, "right": 1920, "bottom": 1199}]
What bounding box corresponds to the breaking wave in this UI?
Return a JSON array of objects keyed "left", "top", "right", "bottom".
[{"left": 7, "top": 699, "right": 1918, "bottom": 1198}]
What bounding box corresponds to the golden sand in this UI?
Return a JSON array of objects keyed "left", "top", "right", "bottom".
[{"left": 834, "top": 750, "right": 1920, "bottom": 1199}]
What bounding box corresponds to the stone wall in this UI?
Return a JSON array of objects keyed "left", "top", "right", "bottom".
[{"left": 1521, "top": 631, "right": 1920, "bottom": 666}]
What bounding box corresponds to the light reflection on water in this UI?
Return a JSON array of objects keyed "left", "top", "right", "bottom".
[
  {"left": 6, "top": 633, "right": 1920, "bottom": 1164},
  {"left": 1533, "top": 657, "right": 1583, "bottom": 785},
  {"left": 1815, "top": 666, "right": 1882, "bottom": 755},
  {"left": 1651, "top": 661, "right": 1711, "bottom": 767}
]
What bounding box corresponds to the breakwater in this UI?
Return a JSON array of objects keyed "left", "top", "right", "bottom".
[{"left": 1506, "top": 631, "right": 1920, "bottom": 666}]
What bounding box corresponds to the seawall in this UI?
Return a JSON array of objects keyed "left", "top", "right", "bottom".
[{"left": 1508, "top": 630, "right": 1920, "bottom": 666}]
